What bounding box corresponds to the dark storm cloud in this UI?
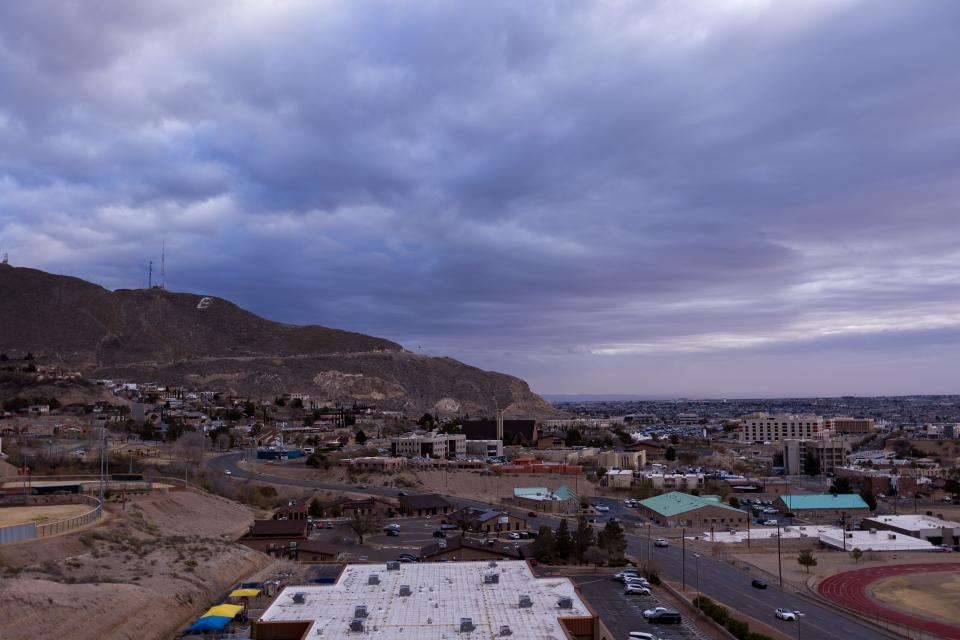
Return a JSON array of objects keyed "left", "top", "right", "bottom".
[{"left": 2, "top": 0, "right": 960, "bottom": 395}]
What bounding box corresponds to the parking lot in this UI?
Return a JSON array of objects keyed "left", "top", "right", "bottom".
[{"left": 574, "top": 576, "right": 708, "bottom": 640}]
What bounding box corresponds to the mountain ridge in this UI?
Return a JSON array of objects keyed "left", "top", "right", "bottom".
[{"left": 0, "top": 263, "right": 558, "bottom": 417}]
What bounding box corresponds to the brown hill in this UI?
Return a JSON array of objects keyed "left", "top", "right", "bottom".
[{"left": 0, "top": 264, "right": 557, "bottom": 416}]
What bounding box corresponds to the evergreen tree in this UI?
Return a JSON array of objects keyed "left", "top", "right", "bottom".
[
  {"left": 573, "top": 516, "right": 595, "bottom": 564},
  {"left": 803, "top": 454, "right": 821, "bottom": 476},
  {"left": 859, "top": 488, "right": 878, "bottom": 511},
  {"left": 555, "top": 519, "right": 572, "bottom": 561},
  {"left": 664, "top": 447, "right": 677, "bottom": 462},
  {"left": 797, "top": 549, "right": 818, "bottom": 573},
  {"left": 355, "top": 429, "right": 368, "bottom": 445},
  {"left": 532, "top": 525, "right": 556, "bottom": 563},
  {"left": 598, "top": 520, "right": 627, "bottom": 560},
  {"left": 308, "top": 497, "right": 323, "bottom": 518}
]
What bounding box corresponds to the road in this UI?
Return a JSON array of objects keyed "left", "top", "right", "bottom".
[{"left": 209, "top": 453, "right": 896, "bottom": 640}]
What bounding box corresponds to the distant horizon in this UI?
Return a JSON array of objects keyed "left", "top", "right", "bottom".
[{"left": 541, "top": 392, "right": 959, "bottom": 403}]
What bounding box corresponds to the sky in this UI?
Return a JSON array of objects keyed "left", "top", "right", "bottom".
[{"left": 2, "top": 1, "right": 960, "bottom": 398}]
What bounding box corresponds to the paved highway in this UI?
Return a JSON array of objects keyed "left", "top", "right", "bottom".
[{"left": 209, "top": 452, "right": 896, "bottom": 640}]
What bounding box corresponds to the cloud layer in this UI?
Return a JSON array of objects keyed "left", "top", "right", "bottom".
[{"left": 3, "top": 1, "right": 960, "bottom": 396}]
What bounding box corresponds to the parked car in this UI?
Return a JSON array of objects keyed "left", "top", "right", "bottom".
[
  {"left": 614, "top": 570, "right": 639, "bottom": 581},
  {"left": 594, "top": 505, "right": 610, "bottom": 512},
  {"left": 384, "top": 523, "right": 401, "bottom": 531},
  {"left": 654, "top": 538, "right": 669, "bottom": 548},
  {"left": 647, "top": 610, "right": 681, "bottom": 624},
  {"left": 433, "top": 530, "right": 447, "bottom": 538},
  {"left": 642, "top": 607, "right": 669, "bottom": 619},
  {"left": 775, "top": 608, "right": 797, "bottom": 621},
  {"left": 762, "top": 520, "right": 778, "bottom": 526},
  {"left": 751, "top": 579, "right": 767, "bottom": 589},
  {"left": 440, "top": 523, "right": 460, "bottom": 530},
  {"left": 625, "top": 584, "right": 651, "bottom": 595},
  {"left": 528, "top": 511, "right": 538, "bottom": 517},
  {"left": 224, "top": 469, "right": 232, "bottom": 475},
  {"left": 397, "top": 491, "right": 408, "bottom": 496},
  {"left": 507, "top": 532, "right": 521, "bottom": 539},
  {"left": 624, "top": 577, "right": 649, "bottom": 587},
  {"left": 385, "top": 529, "right": 400, "bottom": 537},
  {"left": 627, "top": 632, "right": 659, "bottom": 640}
]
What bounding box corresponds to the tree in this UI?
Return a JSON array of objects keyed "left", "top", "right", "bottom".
[
  {"left": 850, "top": 547, "right": 863, "bottom": 563},
  {"left": 418, "top": 413, "right": 436, "bottom": 429},
  {"left": 772, "top": 452, "right": 784, "bottom": 467},
  {"left": 797, "top": 549, "right": 817, "bottom": 573},
  {"left": 531, "top": 525, "right": 556, "bottom": 563},
  {"left": 573, "top": 516, "right": 595, "bottom": 564},
  {"left": 347, "top": 510, "right": 383, "bottom": 544},
  {"left": 555, "top": 519, "right": 572, "bottom": 562},
  {"left": 175, "top": 431, "right": 206, "bottom": 465},
  {"left": 355, "top": 430, "right": 368, "bottom": 445},
  {"left": 859, "top": 488, "right": 877, "bottom": 512},
  {"left": 598, "top": 520, "right": 627, "bottom": 560},
  {"left": 728, "top": 496, "right": 741, "bottom": 509},
  {"left": 308, "top": 497, "right": 324, "bottom": 518},
  {"left": 565, "top": 429, "right": 583, "bottom": 446},
  {"left": 243, "top": 401, "right": 257, "bottom": 417},
  {"left": 829, "top": 476, "right": 853, "bottom": 494},
  {"left": 583, "top": 546, "right": 607, "bottom": 567},
  {"left": 664, "top": 447, "right": 677, "bottom": 462},
  {"left": 944, "top": 477, "right": 960, "bottom": 501},
  {"left": 669, "top": 434, "right": 680, "bottom": 445},
  {"left": 803, "top": 454, "right": 821, "bottom": 477},
  {"left": 614, "top": 429, "right": 633, "bottom": 445}
]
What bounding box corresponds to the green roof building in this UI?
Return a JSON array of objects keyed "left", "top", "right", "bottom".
[
  {"left": 513, "top": 486, "right": 579, "bottom": 514},
  {"left": 637, "top": 491, "right": 748, "bottom": 529},
  {"left": 777, "top": 494, "right": 870, "bottom": 522}
]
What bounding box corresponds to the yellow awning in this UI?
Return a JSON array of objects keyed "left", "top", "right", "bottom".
[
  {"left": 229, "top": 589, "right": 261, "bottom": 598},
  {"left": 201, "top": 604, "right": 244, "bottom": 619}
]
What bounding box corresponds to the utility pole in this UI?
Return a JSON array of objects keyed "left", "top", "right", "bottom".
[
  {"left": 841, "top": 512, "right": 847, "bottom": 552},
  {"left": 681, "top": 527, "right": 686, "bottom": 590},
  {"left": 776, "top": 523, "right": 783, "bottom": 587},
  {"left": 694, "top": 553, "right": 701, "bottom": 601}
]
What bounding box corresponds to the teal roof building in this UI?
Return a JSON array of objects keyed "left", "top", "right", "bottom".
[
  {"left": 637, "top": 491, "right": 747, "bottom": 528},
  {"left": 780, "top": 494, "right": 868, "bottom": 511}
]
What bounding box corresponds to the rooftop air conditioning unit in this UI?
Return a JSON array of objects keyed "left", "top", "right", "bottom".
[
  {"left": 888, "top": 534, "right": 896, "bottom": 540},
  {"left": 349, "top": 619, "right": 364, "bottom": 633},
  {"left": 499, "top": 625, "right": 513, "bottom": 636},
  {"left": 387, "top": 561, "right": 400, "bottom": 571},
  {"left": 557, "top": 597, "right": 573, "bottom": 609},
  {"left": 368, "top": 575, "right": 380, "bottom": 585},
  {"left": 399, "top": 585, "right": 412, "bottom": 597},
  {"left": 460, "top": 617, "right": 475, "bottom": 632},
  {"left": 869, "top": 528, "right": 878, "bottom": 535},
  {"left": 292, "top": 593, "right": 306, "bottom": 604},
  {"left": 518, "top": 595, "right": 532, "bottom": 608},
  {"left": 355, "top": 605, "right": 368, "bottom": 619},
  {"left": 484, "top": 573, "right": 499, "bottom": 584}
]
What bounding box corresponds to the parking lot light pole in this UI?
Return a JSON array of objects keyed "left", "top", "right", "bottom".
[
  {"left": 681, "top": 527, "right": 686, "bottom": 590},
  {"left": 776, "top": 523, "right": 783, "bottom": 587},
  {"left": 796, "top": 611, "right": 805, "bottom": 640}
]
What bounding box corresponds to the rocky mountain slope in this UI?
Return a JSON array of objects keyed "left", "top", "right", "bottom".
[{"left": 0, "top": 264, "right": 557, "bottom": 417}]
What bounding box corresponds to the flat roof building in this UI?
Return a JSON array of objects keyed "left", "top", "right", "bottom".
[
  {"left": 254, "top": 560, "right": 599, "bottom": 640},
  {"left": 863, "top": 514, "right": 960, "bottom": 546},
  {"left": 777, "top": 494, "right": 870, "bottom": 522},
  {"left": 738, "top": 413, "right": 824, "bottom": 443}
]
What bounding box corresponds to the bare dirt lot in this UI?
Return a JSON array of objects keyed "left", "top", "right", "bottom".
[
  {"left": 871, "top": 569, "right": 960, "bottom": 626},
  {"left": 0, "top": 490, "right": 270, "bottom": 640},
  {"left": 0, "top": 504, "right": 91, "bottom": 527}
]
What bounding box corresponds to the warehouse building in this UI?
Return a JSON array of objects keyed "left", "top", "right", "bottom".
[{"left": 637, "top": 491, "right": 748, "bottom": 528}]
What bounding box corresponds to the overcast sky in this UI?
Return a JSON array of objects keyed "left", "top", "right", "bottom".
[{"left": 2, "top": 1, "right": 960, "bottom": 398}]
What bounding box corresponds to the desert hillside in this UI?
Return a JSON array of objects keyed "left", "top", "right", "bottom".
[{"left": 0, "top": 264, "right": 558, "bottom": 416}]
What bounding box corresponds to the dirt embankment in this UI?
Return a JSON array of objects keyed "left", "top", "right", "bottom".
[{"left": 0, "top": 490, "right": 270, "bottom": 640}]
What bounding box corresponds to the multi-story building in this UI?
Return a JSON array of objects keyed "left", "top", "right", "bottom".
[
  {"left": 390, "top": 431, "right": 466, "bottom": 458},
  {"left": 782, "top": 438, "right": 851, "bottom": 475},
  {"left": 638, "top": 472, "right": 704, "bottom": 492},
  {"left": 464, "top": 439, "right": 503, "bottom": 458},
  {"left": 598, "top": 450, "right": 646, "bottom": 471},
  {"left": 738, "top": 413, "right": 824, "bottom": 443},
  {"left": 828, "top": 417, "right": 875, "bottom": 435}
]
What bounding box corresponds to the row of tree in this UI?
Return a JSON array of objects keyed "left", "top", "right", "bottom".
[{"left": 531, "top": 516, "right": 627, "bottom": 566}]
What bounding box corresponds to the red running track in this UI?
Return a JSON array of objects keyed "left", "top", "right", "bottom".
[{"left": 818, "top": 563, "right": 960, "bottom": 640}]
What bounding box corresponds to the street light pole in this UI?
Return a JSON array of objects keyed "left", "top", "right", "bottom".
[
  {"left": 694, "top": 553, "right": 701, "bottom": 602},
  {"left": 796, "top": 611, "right": 805, "bottom": 640}
]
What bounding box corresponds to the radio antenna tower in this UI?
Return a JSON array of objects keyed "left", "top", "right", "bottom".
[
  {"left": 148, "top": 260, "right": 153, "bottom": 288},
  {"left": 160, "top": 240, "right": 166, "bottom": 289}
]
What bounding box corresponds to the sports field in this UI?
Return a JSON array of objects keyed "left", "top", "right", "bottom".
[
  {"left": 819, "top": 563, "right": 960, "bottom": 640},
  {"left": 0, "top": 504, "right": 91, "bottom": 527}
]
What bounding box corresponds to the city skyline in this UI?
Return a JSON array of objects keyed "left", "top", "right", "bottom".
[{"left": 2, "top": 2, "right": 960, "bottom": 396}]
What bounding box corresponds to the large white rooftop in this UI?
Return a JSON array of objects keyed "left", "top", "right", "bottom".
[
  {"left": 820, "top": 530, "right": 936, "bottom": 552},
  {"left": 864, "top": 514, "right": 960, "bottom": 531},
  {"left": 258, "top": 560, "right": 591, "bottom": 639}
]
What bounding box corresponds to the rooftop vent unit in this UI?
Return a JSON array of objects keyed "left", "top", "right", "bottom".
[
  {"left": 488, "top": 562, "right": 498, "bottom": 568},
  {"left": 499, "top": 625, "right": 513, "bottom": 636},
  {"left": 399, "top": 585, "right": 412, "bottom": 597},
  {"left": 518, "top": 595, "right": 532, "bottom": 608},
  {"left": 355, "top": 605, "right": 368, "bottom": 619},
  {"left": 557, "top": 597, "right": 573, "bottom": 609},
  {"left": 368, "top": 575, "right": 380, "bottom": 585},
  {"left": 387, "top": 561, "right": 400, "bottom": 571},
  {"left": 292, "top": 592, "right": 306, "bottom": 604},
  {"left": 460, "top": 618, "right": 475, "bottom": 633},
  {"left": 349, "top": 619, "right": 364, "bottom": 633},
  {"left": 484, "top": 573, "right": 499, "bottom": 584}
]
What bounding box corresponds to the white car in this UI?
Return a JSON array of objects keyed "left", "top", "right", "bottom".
[
  {"left": 507, "top": 532, "right": 521, "bottom": 539},
  {"left": 625, "top": 578, "right": 650, "bottom": 588},
  {"left": 594, "top": 505, "right": 610, "bottom": 512},
  {"left": 224, "top": 469, "right": 232, "bottom": 475},
  {"left": 642, "top": 606, "right": 669, "bottom": 618},
  {"left": 614, "top": 570, "right": 638, "bottom": 581},
  {"left": 625, "top": 584, "right": 651, "bottom": 595},
  {"left": 775, "top": 608, "right": 797, "bottom": 621},
  {"left": 628, "top": 632, "right": 659, "bottom": 640},
  {"left": 654, "top": 538, "right": 669, "bottom": 548},
  {"left": 762, "top": 519, "right": 778, "bottom": 526}
]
